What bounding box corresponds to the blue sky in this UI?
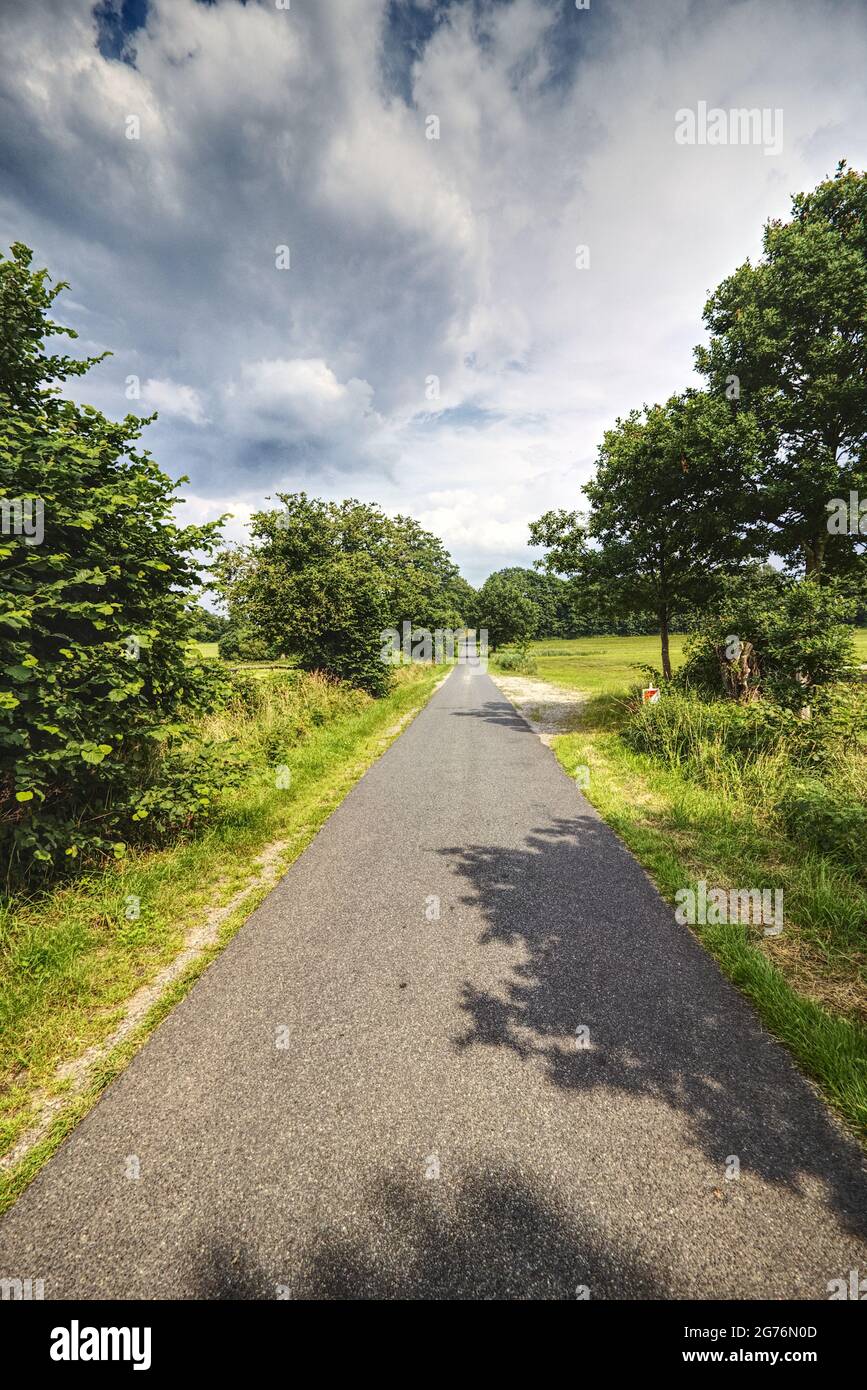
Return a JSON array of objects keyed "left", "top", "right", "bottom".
[{"left": 2, "top": 0, "right": 867, "bottom": 583}]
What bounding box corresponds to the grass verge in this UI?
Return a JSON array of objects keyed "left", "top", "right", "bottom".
[
  {"left": 552, "top": 693, "right": 867, "bottom": 1142},
  {"left": 0, "top": 664, "right": 442, "bottom": 1211}
]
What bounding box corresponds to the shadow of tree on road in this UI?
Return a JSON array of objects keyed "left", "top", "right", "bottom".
[
  {"left": 191, "top": 1169, "right": 670, "bottom": 1299},
  {"left": 441, "top": 814, "right": 867, "bottom": 1240},
  {"left": 450, "top": 700, "right": 535, "bottom": 731}
]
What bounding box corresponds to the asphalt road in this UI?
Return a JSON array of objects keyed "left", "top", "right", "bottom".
[{"left": 2, "top": 664, "right": 866, "bottom": 1299}]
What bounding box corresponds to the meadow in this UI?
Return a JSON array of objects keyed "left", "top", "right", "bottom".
[
  {"left": 529, "top": 630, "right": 867, "bottom": 693},
  {"left": 529, "top": 634, "right": 689, "bottom": 692}
]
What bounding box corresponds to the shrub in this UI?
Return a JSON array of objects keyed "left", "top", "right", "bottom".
[
  {"left": 217, "top": 622, "right": 276, "bottom": 663},
  {"left": 621, "top": 684, "right": 867, "bottom": 799},
  {"left": 495, "top": 647, "right": 538, "bottom": 675},
  {"left": 621, "top": 690, "right": 797, "bottom": 766},
  {"left": 677, "top": 570, "right": 858, "bottom": 710},
  {"left": 125, "top": 737, "right": 251, "bottom": 842},
  {"left": 779, "top": 780, "right": 867, "bottom": 878},
  {"left": 0, "top": 243, "right": 224, "bottom": 876}
]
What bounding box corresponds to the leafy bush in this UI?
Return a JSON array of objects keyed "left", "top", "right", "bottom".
[
  {"left": 620, "top": 673, "right": 867, "bottom": 872},
  {"left": 622, "top": 690, "right": 796, "bottom": 765},
  {"left": 677, "top": 570, "right": 858, "bottom": 709},
  {"left": 217, "top": 622, "right": 277, "bottom": 663},
  {"left": 125, "top": 737, "right": 251, "bottom": 842},
  {"left": 780, "top": 780, "right": 867, "bottom": 878},
  {"left": 809, "top": 678, "right": 867, "bottom": 736},
  {"left": 495, "top": 647, "right": 538, "bottom": 675},
  {"left": 0, "top": 243, "right": 224, "bottom": 875},
  {"left": 216, "top": 668, "right": 270, "bottom": 716}
]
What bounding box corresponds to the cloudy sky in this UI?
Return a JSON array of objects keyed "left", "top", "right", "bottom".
[{"left": 2, "top": 0, "right": 866, "bottom": 585}]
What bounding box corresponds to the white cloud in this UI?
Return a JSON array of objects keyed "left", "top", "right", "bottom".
[
  {"left": 143, "top": 377, "right": 208, "bottom": 425},
  {"left": 1, "top": 0, "right": 866, "bottom": 585},
  {"left": 224, "top": 358, "right": 377, "bottom": 441}
]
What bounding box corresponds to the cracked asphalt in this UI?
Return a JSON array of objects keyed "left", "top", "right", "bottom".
[{"left": 1, "top": 663, "right": 866, "bottom": 1299}]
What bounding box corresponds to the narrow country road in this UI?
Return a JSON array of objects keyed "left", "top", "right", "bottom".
[{"left": 2, "top": 665, "right": 866, "bottom": 1299}]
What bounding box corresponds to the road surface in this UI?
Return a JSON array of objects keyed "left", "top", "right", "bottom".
[{"left": 1, "top": 664, "right": 866, "bottom": 1298}]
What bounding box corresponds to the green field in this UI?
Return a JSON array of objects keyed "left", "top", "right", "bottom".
[
  {"left": 507, "top": 631, "right": 867, "bottom": 1140},
  {"left": 529, "top": 634, "right": 688, "bottom": 693},
  {"left": 527, "top": 630, "right": 867, "bottom": 695}
]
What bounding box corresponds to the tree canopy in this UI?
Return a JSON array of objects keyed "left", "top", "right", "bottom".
[
  {"left": 531, "top": 165, "right": 867, "bottom": 674},
  {"left": 532, "top": 391, "right": 760, "bottom": 676},
  {"left": 212, "top": 494, "right": 474, "bottom": 693}
]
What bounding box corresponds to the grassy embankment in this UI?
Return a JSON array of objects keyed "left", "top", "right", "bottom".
[
  {"left": 0, "top": 663, "right": 440, "bottom": 1211},
  {"left": 495, "top": 632, "right": 867, "bottom": 1140}
]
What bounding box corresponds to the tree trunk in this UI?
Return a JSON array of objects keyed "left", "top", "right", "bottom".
[
  {"left": 805, "top": 525, "right": 828, "bottom": 579},
  {"left": 659, "top": 609, "right": 672, "bottom": 682},
  {"left": 715, "top": 639, "right": 760, "bottom": 701}
]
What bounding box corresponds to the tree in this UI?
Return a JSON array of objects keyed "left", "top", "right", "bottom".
[
  {"left": 186, "top": 603, "right": 230, "bottom": 644},
  {"left": 481, "top": 566, "right": 577, "bottom": 638},
  {"left": 532, "top": 391, "right": 760, "bottom": 678},
  {"left": 0, "top": 243, "right": 224, "bottom": 872},
  {"left": 529, "top": 517, "right": 659, "bottom": 636},
  {"left": 696, "top": 162, "right": 867, "bottom": 580},
  {"left": 443, "top": 573, "right": 478, "bottom": 630},
  {"left": 212, "top": 495, "right": 472, "bottom": 694},
  {"left": 473, "top": 569, "right": 540, "bottom": 650}
]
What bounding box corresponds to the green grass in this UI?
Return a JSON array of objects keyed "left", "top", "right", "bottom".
[
  {"left": 526, "top": 634, "right": 689, "bottom": 693},
  {"left": 523, "top": 628, "right": 867, "bottom": 694},
  {"left": 190, "top": 639, "right": 301, "bottom": 674},
  {"left": 511, "top": 630, "right": 867, "bottom": 1141},
  {"left": 0, "top": 664, "right": 441, "bottom": 1210}
]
